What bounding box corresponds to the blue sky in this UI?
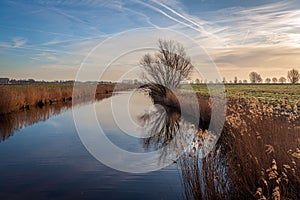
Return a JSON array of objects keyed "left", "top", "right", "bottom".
[{"left": 0, "top": 0, "right": 300, "bottom": 81}]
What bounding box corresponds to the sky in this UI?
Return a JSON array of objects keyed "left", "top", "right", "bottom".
[{"left": 0, "top": 0, "right": 300, "bottom": 82}]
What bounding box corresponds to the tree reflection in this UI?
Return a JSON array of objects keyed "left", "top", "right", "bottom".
[{"left": 138, "top": 92, "right": 229, "bottom": 199}]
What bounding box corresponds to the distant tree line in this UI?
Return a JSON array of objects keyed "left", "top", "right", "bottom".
[
  {"left": 248, "top": 68, "right": 299, "bottom": 84},
  {"left": 192, "top": 68, "right": 299, "bottom": 84},
  {"left": 0, "top": 78, "right": 118, "bottom": 85},
  {"left": 0, "top": 78, "right": 76, "bottom": 85}
]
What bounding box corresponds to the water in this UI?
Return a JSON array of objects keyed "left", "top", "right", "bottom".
[{"left": 0, "top": 92, "right": 184, "bottom": 200}]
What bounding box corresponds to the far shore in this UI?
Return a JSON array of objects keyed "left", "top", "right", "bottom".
[{"left": 0, "top": 83, "right": 136, "bottom": 115}]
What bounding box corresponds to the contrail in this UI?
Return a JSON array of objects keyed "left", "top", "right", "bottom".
[
  {"left": 123, "top": 7, "right": 161, "bottom": 29},
  {"left": 151, "top": 0, "right": 207, "bottom": 31},
  {"left": 136, "top": 0, "right": 228, "bottom": 47},
  {"left": 135, "top": 0, "right": 205, "bottom": 34}
]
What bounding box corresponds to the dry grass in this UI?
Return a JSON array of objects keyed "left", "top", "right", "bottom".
[
  {"left": 0, "top": 84, "right": 126, "bottom": 114},
  {"left": 222, "top": 98, "right": 300, "bottom": 199},
  {"left": 179, "top": 97, "right": 300, "bottom": 199}
]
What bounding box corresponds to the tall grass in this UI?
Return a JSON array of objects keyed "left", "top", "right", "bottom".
[
  {"left": 0, "top": 84, "right": 119, "bottom": 114},
  {"left": 179, "top": 97, "right": 300, "bottom": 199}
]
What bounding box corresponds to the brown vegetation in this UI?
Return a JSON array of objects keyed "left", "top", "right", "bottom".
[
  {"left": 179, "top": 97, "right": 300, "bottom": 200},
  {"left": 0, "top": 83, "right": 131, "bottom": 114}
]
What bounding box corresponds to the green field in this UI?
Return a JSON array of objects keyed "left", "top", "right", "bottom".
[{"left": 181, "top": 84, "right": 300, "bottom": 107}]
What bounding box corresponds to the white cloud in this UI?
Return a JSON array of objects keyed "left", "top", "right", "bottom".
[
  {"left": 47, "top": 56, "right": 57, "bottom": 61},
  {"left": 12, "top": 37, "right": 27, "bottom": 48},
  {"left": 0, "top": 37, "right": 27, "bottom": 48}
]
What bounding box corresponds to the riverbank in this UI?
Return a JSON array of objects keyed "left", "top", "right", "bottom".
[{"left": 0, "top": 83, "right": 135, "bottom": 114}]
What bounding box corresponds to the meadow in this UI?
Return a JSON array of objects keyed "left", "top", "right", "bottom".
[{"left": 181, "top": 84, "right": 300, "bottom": 109}]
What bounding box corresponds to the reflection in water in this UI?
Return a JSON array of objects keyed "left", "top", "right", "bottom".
[
  {"left": 138, "top": 86, "right": 227, "bottom": 197},
  {"left": 0, "top": 102, "right": 71, "bottom": 141},
  {"left": 0, "top": 94, "right": 111, "bottom": 142},
  {"left": 140, "top": 104, "right": 196, "bottom": 163},
  {"left": 138, "top": 91, "right": 233, "bottom": 199}
]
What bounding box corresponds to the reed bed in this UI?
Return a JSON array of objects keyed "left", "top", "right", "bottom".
[
  {"left": 0, "top": 84, "right": 119, "bottom": 114},
  {"left": 179, "top": 97, "right": 300, "bottom": 200}
]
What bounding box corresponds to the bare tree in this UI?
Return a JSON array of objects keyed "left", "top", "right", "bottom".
[
  {"left": 287, "top": 68, "right": 299, "bottom": 84},
  {"left": 140, "top": 39, "right": 193, "bottom": 89},
  {"left": 195, "top": 78, "right": 200, "bottom": 84},
  {"left": 279, "top": 77, "right": 286, "bottom": 84},
  {"left": 265, "top": 78, "right": 271, "bottom": 83},
  {"left": 249, "top": 72, "right": 262, "bottom": 83},
  {"left": 272, "top": 77, "right": 277, "bottom": 83}
]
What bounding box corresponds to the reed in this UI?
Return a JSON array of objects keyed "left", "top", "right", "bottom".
[
  {"left": 0, "top": 84, "right": 120, "bottom": 114},
  {"left": 179, "top": 97, "right": 300, "bottom": 199}
]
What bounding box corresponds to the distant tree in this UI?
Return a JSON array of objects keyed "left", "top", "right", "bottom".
[
  {"left": 222, "top": 77, "right": 227, "bottom": 83},
  {"left": 265, "top": 78, "right": 271, "bottom": 83},
  {"left": 272, "top": 77, "right": 277, "bottom": 83},
  {"left": 28, "top": 78, "right": 35, "bottom": 83},
  {"left": 243, "top": 80, "right": 248, "bottom": 83},
  {"left": 215, "top": 78, "right": 219, "bottom": 83},
  {"left": 249, "top": 72, "right": 262, "bottom": 83},
  {"left": 279, "top": 77, "right": 286, "bottom": 84},
  {"left": 234, "top": 76, "right": 238, "bottom": 84},
  {"left": 238, "top": 80, "right": 242, "bottom": 84},
  {"left": 287, "top": 68, "right": 299, "bottom": 84},
  {"left": 195, "top": 78, "right": 200, "bottom": 84}
]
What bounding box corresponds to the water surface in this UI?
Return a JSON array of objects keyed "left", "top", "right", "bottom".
[{"left": 0, "top": 92, "right": 184, "bottom": 199}]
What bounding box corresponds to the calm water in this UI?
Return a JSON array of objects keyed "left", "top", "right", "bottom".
[{"left": 0, "top": 92, "right": 185, "bottom": 200}]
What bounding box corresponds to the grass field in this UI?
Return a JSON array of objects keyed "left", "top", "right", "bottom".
[{"left": 181, "top": 84, "right": 300, "bottom": 108}]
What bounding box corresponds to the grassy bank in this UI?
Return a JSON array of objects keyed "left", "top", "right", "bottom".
[
  {"left": 181, "top": 84, "right": 300, "bottom": 108},
  {"left": 0, "top": 84, "right": 117, "bottom": 114}
]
